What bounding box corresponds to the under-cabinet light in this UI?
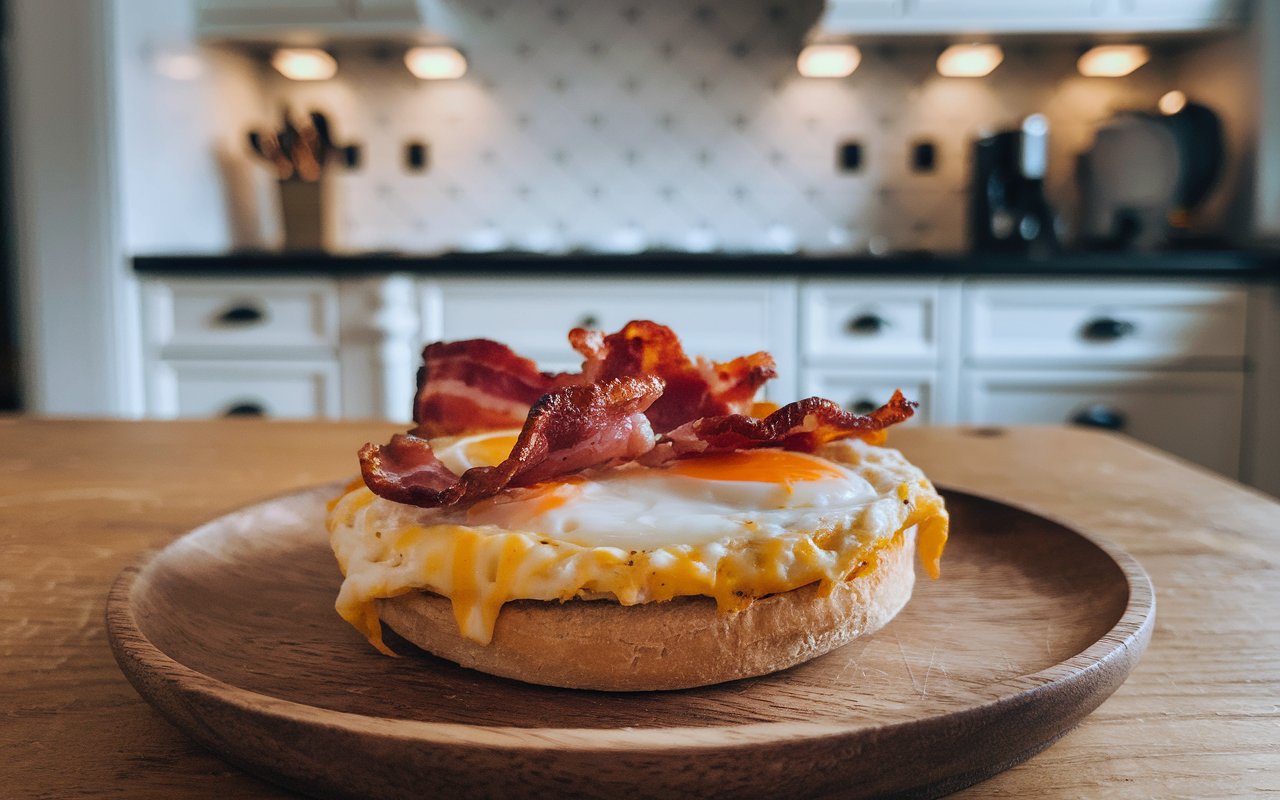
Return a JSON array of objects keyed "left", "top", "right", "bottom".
[
  {"left": 271, "top": 48, "right": 337, "bottom": 81},
  {"left": 1077, "top": 45, "right": 1150, "bottom": 77},
  {"left": 405, "top": 46, "right": 468, "bottom": 80},
  {"left": 797, "top": 44, "right": 862, "bottom": 78},
  {"left": 936, "top": 44, "right": 1003, "bottom": 78}
]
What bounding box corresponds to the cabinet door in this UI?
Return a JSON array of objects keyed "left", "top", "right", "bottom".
[
  {"left": 824, "top": 0, "right": 1238, "bottom": 32},
  {"left": 911, "top": 0, "right": 1095, "bottom": 21},
  {"left": 1123, "top": 0, "right": 1243, "bottom": 27},
  {"left": 964, "top": 369, "right": 1243, "bottom": 477},
  {"left": 965, "top": 282, "right": 1247, "bottom": 367},
  {"left": 802, "top": 369, "right": 937, "bottom": 426},
  {"left": 801, "top": 280, "right": 951, "bottom": 365},
  {"left": 149, "top": 359, "right": 341, "bottom": 420},
  {"left": 823, "top": 0, "right": 907, "bottom": 27},
  {"left": 143, "top": 278, "right": 339, "bottom": 354},
  {"left": 197, "top": 0, "right": 351, "bottom": 26},
  {"left": 354, "top": 0, "right": 419, "bottom": 20}
]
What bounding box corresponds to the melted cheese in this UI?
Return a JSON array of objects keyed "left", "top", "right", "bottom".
[{"left": 328, "top": 437, "right": 949, "bottom": 651}]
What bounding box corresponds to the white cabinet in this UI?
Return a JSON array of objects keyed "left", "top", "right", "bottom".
[
  {"left": 801, "top": 281, "right": 947, "bottom": 364},
  {"left": 141, "top": 277, "right": 342, "bottom": 419},
  {"left": 143, "top": 278, "right": 338, "bottom": 353},
  {"left": 135, "top": 273, "right": 1271, "bottom": 487},
  {"left": 197, "top": 0, "right": 349, "bottom": 27},
  {"left": 798, "top": 280, "right": 959, "bottom": 424},
  {"left": 819, "top": 0, "right": 1244, "bottom": 34},
  {"left": 150, "top": 359, "right": 340, "bottom": 419},
  {"left": 965, "top": 283, "right": 1248, "bottom": 367},
  {"left": 421, "top": 277, "right": 800, "bottom": 402},
  {"left": 965, "top": 369, "right": 1244, "bottom": 477},
  {"left": 196, "top": 0, "right": 430, "bottom": 40},
  {"left": 961, "top": 280, "right": 1251, "bottom": 479}
]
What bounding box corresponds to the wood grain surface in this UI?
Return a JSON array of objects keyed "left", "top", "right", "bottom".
[
  {"left": 104, "top": 485, "right": 1150, "bottom": 799},
  {"left": 2, "top": 419, "right": 1279, "bottom": 798}
]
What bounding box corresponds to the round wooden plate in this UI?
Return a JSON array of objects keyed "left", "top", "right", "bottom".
[{"left": 107, "top": 486, "right": 1153, "bottom": 800}]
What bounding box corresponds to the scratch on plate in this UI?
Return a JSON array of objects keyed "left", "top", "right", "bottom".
[{"left": 896, "top": 637, "right": 921, "bottom": 696}]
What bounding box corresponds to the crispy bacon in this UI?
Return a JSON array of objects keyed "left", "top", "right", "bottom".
[
  {"left": 362, "top": 376, "right": 663, "bottom": 509},
  {"left": 412, "top": 322, "right": 775, "bottom": 439},
  {"left": 412, "top": 339, "right": 566, "bottom": 438},
  {"left": 569, "top": 320, "right": 776, "bottom": 433},
  {"left": 362, "top": 322, "right": 916, "bottom": 511},
  {"left": 646, "top": 390, "right": 917, "bottom": 462}
]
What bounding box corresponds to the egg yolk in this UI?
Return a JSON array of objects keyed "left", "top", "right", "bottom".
[
  {"left": 661, "top": 449, "right": 847, "bottom": 485},
  {"left": 458, "top": 431, "right": 847, "bottom": 490},
  {"left": 464, "top": 433, "right": 519, "bottom": 467}
]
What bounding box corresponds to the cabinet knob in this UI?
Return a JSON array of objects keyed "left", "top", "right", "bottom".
[
  {"left": 849, "top": 398, "right": 878, "bottom": 415},
  {"left": 1070, "top": 404, "right": 1126, "bottom": 431},
  {"left": 1081, "top": 317, "right": 1136, "bottom": 341},
  {"left": 576, "top": 314, "right": 601, "bottom": 329},
  {"left": 846, "top": 313, "right": 888, "bottom": 335},
  {"left": 223, "top": 401, "right": 267, "bottom": 418},
  {"left": 216, "top": 302, "right": 268, "bottom": 326}
]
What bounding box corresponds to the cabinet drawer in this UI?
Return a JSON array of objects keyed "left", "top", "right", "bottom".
[
  {"left": 801, "top": 281, "right": 945, "bottom": 364},
  {"left": 965, "top": 283, "right": 1247, "bottom": 366},
  {"left": 425, "top": 278, "right": 798, "bottom": 403},
  {"left": 432, "top": 279, "right": 778, "bottom": 358},
  {"left": 150, "top": 360, "right": 340, "bottom": 419},
  {"left": 801, "top": 369, "right": 935, "bottom": 426},
  {"left": 144, "top": 278, "right": 339, "bottom": 352},
  {"left": 963, "top": 369, "right": 1243, "bottom": 477},
  {"left": 430, "top": 279, "right": 789, "bottom": 362}
]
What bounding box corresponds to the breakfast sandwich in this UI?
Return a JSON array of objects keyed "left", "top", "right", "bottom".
[{"left": 328, "top": 321, "right": 949, "bottom": 691}]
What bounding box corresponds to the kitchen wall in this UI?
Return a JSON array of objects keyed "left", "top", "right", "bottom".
[
  {"left": 121, "top": 0, "right": 1249, "bottom": 256},
  {"left": 113, "top": 1, "right": 270, "bottom": 254}
]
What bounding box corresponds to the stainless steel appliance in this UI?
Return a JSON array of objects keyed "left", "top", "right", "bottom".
[{"left": 1076, "top": 103, "right": 1224, "bottom": 250}]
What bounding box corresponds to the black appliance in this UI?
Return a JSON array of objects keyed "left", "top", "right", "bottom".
[{"left": 969, "top": 114, "right": 1059, "bottom": 254}]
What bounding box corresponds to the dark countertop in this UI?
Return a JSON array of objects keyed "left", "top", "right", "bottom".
[{"left": 132, "top": 249, "right": 1280, "bottom": 279}]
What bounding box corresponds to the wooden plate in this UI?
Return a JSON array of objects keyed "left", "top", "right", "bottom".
[{"left": 107, "top": 486, "right": 1153, "bottom": 799}]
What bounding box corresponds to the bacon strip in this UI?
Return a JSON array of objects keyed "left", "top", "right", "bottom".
[
  {"left": 412, "top": 322, "right": 776, "bottom": 439},
  {"left": 412, "top": 339, "right": 567, "bottom": 438},
  {"left": 363, "top": 376, "right": 663, "bottom": 509},
  {"left": 647, "top": 390, "right": 917, "bottom": 461},
  {"left": 569, "top": 320, "right": 776, "bottom": 433}
]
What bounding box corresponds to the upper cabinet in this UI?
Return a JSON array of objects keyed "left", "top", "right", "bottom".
[
  {"left": 196, "top": 0, "right": 430, "bottom": 40},
  {"left": 819, "top": 0, "right": 1245, "bottom": 35}
]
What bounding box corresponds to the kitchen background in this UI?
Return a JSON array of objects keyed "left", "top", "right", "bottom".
[
  {"left": 3, "top": 0, "right": 1280, "bottom": 495},
  {"left": 121, "top": 0, "right": 1255, "bottom": 255}
]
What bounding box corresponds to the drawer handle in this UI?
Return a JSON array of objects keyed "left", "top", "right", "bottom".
[
  {"left": 216, "top": 303, "right": 268, "bottom": 326},
  {"left": 576, "top": 314, "right": 601, "bottom": 329},
  {"left": 1081, "top": 317, "right": 1136, "bottom": 341},
  {"left": 1070, "top": 404, "right": 1126, "bottom": 431},
  {"left": 849, "top": 398, "right": 879, "bottom": 415},
  {"left": 223, "top": 401, "right": 267, "bottom": 418},
  {"left": 846, "top": 313, "right": 888, "bottom": 335}
]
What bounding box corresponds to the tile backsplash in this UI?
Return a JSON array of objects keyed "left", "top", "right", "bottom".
[{"left": 118, "top": 0, "right": 1248, "bottom": 255}]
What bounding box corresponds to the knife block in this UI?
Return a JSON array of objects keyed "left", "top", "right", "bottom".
[{"left": 278, "top": 179, "right": 327, "bottom": 252}]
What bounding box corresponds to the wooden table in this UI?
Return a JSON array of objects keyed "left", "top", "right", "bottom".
[{"left": 3, "top": 419, "right": 1278, "bottom": 798}]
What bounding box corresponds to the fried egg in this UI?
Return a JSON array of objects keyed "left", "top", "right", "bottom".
[
  {"left": 435, "top": 431, "right": 882, "bottom": 548},
  {"left": 329, "top": 430, "right": 949, "bottom": 651}
]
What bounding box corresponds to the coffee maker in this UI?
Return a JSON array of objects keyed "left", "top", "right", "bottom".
[{"left": 969, "top": 114, "right": 1059, "bottom": 254}]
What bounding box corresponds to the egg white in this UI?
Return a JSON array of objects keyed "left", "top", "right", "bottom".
[{"left": 424, "top": 430, "right": 881, "bottom": 548}]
